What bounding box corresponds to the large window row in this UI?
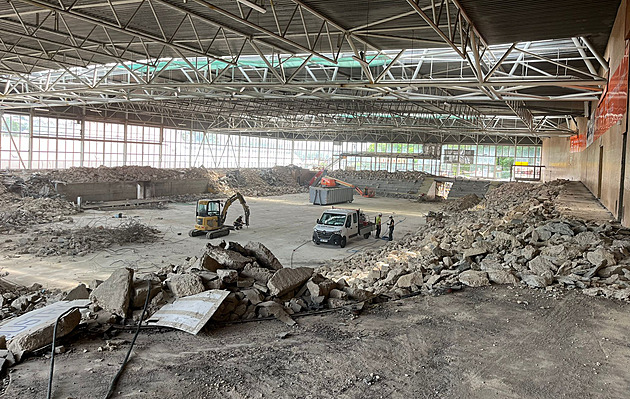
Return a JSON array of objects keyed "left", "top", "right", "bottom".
[{"left": 1, "top": 113, "right": 541, "bottom": 181}]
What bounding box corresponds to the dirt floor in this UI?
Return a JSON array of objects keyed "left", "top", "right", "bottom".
[
  {"left": 3, "top": 183, "right": 630, "bottom": 398},
  {"left": 0, "top": 194, "right": 441, "bottom": 289},
  {"left": 4, "top": 284, "right": 630, "bottom": 399}
]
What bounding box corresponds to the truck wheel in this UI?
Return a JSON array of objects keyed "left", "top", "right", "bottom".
[
  {"left": 363, "top": 232, "right": 370, "bottom": 239},
  {"left": 340, "top": 237, "right": 347, "bottom": 248},
  {"left": 313, "top": 233, "right": 320, "bottom": 245}
]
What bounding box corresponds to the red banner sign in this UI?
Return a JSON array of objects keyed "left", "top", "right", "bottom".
[
  {"left": 570, "top": 134, "right": 586, "bottom": 153},
  {"left": 593, "top": 42, "right": 629, "bottom": 140}
]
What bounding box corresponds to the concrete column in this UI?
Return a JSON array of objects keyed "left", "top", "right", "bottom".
[
  {"left": 188, "top": 127, "right": 193, "bottom": 168},
  {"left": 123, "top": 120, "right": 128, "bottom": 166},
  {"left": 291, "top": 139, "right": 295, "bottom": 165},
  {"left": 55, "top": 115, "right": 59, "bottom": 169},
  {"left": 80, "top": 116, "right": 85, "bottom": 167},
  {"left": 27, "top": 110, "right": 33, "bottom": 169},
  {"left": 237, "top": 134, "right": 241, "bottom": 168},
  {"left": 159, "top": 126, "right": 164, "bottom": 168}
]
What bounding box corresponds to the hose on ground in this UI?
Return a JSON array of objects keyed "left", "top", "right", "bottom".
[{"left": 103, "top": 280, "right": 151, "bottom": 399}]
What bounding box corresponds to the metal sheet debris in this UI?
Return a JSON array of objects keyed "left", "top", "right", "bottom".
[
  {"left": 0, "top": 300, "right": 91, "bottom": 340},
  {"left": 146, "top": 290, "right": 230, "bottom": 334}
]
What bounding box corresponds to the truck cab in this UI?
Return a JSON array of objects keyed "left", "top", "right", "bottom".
[{"left": 313, "top": 208, "right": 374, "bottom": 248}]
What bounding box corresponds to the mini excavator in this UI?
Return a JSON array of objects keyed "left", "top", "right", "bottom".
[{"left": 188, "top": 192, "right": 250, "bottom": 239}]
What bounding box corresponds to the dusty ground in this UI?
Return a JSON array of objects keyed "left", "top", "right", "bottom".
[
  {"left": 0, "top": 194, "right": 441, "bottom": 290},
  {"left": 4, "top": 285, "right": 630, "bottom": 398}
]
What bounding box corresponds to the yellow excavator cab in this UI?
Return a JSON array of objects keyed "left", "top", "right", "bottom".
[{"left": 189, "top": 193, "right": 250, "bottom": 239}]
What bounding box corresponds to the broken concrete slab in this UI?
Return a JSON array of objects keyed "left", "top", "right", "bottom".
[
  {"left": 458, "top": 270, "right": 490, "bottom": 287},
  {"left": 217, "top": 269, "right": 238, "bottom": 284},
  {"left": 131, "top": 277, "right": 162, "bottom": 309},
  {"left": 64, "top": 284, "right": 89, "bottom": 301},
  {"left": 396, "top": 271, "right": 424, "bottom": 288},
  {"left": 245, "top": 242, "right": 283, "bottom": 270},
  {"left": 528, "top": 256, "right": 556, "bottom": 276},
  {"left": 267, "top": 267, "right": 313, "bottom": 297},
  {"left": 0, "top": 300, "right": 89, "bottom": 359},
  {"left": 240, "top": 266, "right": 274, "bottom": 284},
  {"left": 256, "top": 301, "right": 295, "bottom": 326},
  {"left": 586, "top": 248, "right": 616, "bottom": 268},
  {"left": 89, "top": 268, "right": 134, "bottom": 318},
  {"left": 166, "top": 274, "right": 205, "bottom": 298},
  {"left": 487, "top": 270, "right": 518, "bottom": 285},
  {"left": 200, "top": 246, "right": 252, "bottom": 272}
]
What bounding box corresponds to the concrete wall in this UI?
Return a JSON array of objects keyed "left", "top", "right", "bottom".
[
  {"left": 57, "top": 178, "right": 209, "bottom": 202},
  {"left": 542, "top": 0, "right": 629, "bottom": 223}
]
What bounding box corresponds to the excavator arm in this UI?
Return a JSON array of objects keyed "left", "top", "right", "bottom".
[{"left": 220, "top": 192, "right": 250, "bottom": 226}]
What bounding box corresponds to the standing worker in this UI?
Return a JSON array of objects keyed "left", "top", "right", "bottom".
[
  {"left": 375, "top": 213, "right": 382, "bottom": 238},
  {"left": 388, "top": 215, "right": 395, "bottom": 241}
]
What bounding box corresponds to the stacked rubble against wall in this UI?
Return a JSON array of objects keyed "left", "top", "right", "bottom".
[
  {"left": 321, "top": 180, "right": 630, "bottom": 301},
  {"left": 0, "top": 166, "right": 307, "bottom": 234}
]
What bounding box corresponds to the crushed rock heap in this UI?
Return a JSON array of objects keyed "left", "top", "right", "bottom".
[
  {"left": 0, "top": 240, "right": 372, "bottom": 371},
  {"left": 218, "top": 166, "right": 308, "bottom": 196},
  {"left": 2, "top": 220, "right": 161, "bottom": 257},
  {"left": 328, "top": 170, "right": 434, "bottom": 182},
  {"left": 319, "top": 180, "right": 630, "bottom": 302}
]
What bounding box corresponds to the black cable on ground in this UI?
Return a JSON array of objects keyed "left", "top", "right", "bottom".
[
  {"left": 103, "top": 280, "right": 151, "bottom": 399},
  {"left": 46, "top": 304, "right": 90, "bottom": 399},
  {"left": 290, "top": 240, "right": 311, "bottom": 267}
]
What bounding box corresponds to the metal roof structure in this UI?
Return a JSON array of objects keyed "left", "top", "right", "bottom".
[{"left": 0, "top": 0, "right": 620, "bottom": 144}]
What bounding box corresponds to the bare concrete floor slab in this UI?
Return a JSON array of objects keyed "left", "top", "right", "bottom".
[
  {"left": 556, "top": 181, "right": 614, "bottom": 223},
  {"left": 0, "top": 194, "right": 442, "bottom": 290},
  {"left": 4, "top": 285, "right": 629, "bottom": 399}
]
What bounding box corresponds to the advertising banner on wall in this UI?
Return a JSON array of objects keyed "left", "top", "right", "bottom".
[{"left": 586, "top": 42, "right": 629, "bottom": 149}]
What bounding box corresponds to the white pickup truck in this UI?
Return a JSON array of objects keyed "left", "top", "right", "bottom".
[{"left": 312, "top": 208, "right": 375, "bottom": 248}]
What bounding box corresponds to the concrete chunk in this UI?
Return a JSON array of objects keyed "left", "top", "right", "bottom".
[
  {"left": 64, "top": 284, "right": 89, "bottom": 301},
  {"left": 89, "top": 268, "right": 134, "bottom": 318},
  {"left": 267, "top": 267, "right": 313, "bottom": 297},
  {"left": 200, "top": 246, "right": 252, "bottom": 272},
  {"left": 487, "top": 270, "right": 518, "bottom": 285},
  {"left": 396, "top": 271, "right": 424, "bottom": 288},
  {"left": 217, "top": 269, "right": 238, "bottom": 284},
  {"left": 131, "top": 277, "right": 162, "bottom": 309},
  {"left": 458, "top": 270, "right": 490, "bottom": 287},
  {"left": 8, "top": 309, "right": 81, "bottom": 358},
  {"left": 245, "top": 242, "right": 283, "bottom": 270},
  {"left": 167, "top": 274, "right": 205, "bottom": 298}
]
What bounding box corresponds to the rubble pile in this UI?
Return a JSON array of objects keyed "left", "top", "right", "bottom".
[
  {"left": 320, "top": 180, "right": 630, "bottom": 302},
  {"left": 0, "top": 280, "right": 63, "bottom": 321},
  {"left": 3, "top": 221, "right": 161, "bottom": 257},
  {"left": 154, "top": 240, "right": 367, "bottom": 323},
  {"left": 0, "top": 171, "right": 58, "bottom": 198},
  {"left": 218, "top": 166, "right": 307, "bottom": 196},
  {"left": 328, "top": 170, "right": 433, "bottom": 182},
  {"left": 45, "top": 166, "right": 211, "bottom": 183},
  {"left": 0, "top": 196, "right": 78, "bottom": 233},
  {"left": 444, "top": 193, "right": 482, "bottom": 212}
]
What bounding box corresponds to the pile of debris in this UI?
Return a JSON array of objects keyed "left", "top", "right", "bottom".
[
  {"left": 45, "top": 166, "right": 211, "bottom": 183},
  {"left": 328, "top": 170, "right": 433, "bottom": 182},
  {"left": 444, "top": 193, "right": 482, "bottom": 212},
  {"left": 218, "top": 167, "right": 308, "bottom": 196},
  {"left": 0, "top": 196, "right": 78, "bottom": 233},
  {"left": 0, "top": 171, "right": 58, "bottom": 198},
  {"left": 0, "top": 240, "right": 370, "bottom": 372},
  {"left": 0, "top": 280, "right": 64, "bottom": 321},
  {"left": 2, "top": 221, "right": 161, "bottom": 257},
  {"left": 319, "top": 180, "right": 630, "bottom": 302}
]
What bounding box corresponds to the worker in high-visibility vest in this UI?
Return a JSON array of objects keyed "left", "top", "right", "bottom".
[{"left": 375, "top": 213, "right": 382, "bottom": 238}]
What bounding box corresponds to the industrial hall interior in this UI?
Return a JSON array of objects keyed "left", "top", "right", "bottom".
[{"left": 1, "top": 0, "right": 630, "bottom": 397}]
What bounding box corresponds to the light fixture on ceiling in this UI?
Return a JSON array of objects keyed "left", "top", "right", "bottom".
[{"left": 236, "top": 0, "right": 266, "bottom": 13}]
